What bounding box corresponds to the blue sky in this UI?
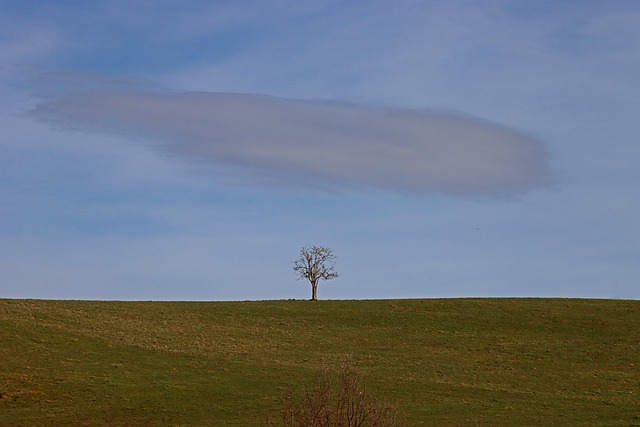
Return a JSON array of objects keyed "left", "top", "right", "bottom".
[{"left": 1, "top": 0, "right": 638, "bottom": 301}]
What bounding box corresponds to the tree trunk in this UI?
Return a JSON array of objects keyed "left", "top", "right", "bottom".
[{"left": 311, "top": 281, "right": 318, "bottom": 301}]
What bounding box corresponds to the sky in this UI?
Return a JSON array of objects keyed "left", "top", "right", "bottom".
[{"left": 1, "top": 0, "right": 638, "bottom": 301}]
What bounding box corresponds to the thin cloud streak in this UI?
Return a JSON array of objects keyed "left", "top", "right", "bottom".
[{"left": 27, "top": 89, "right": 548, "bottom": 195}]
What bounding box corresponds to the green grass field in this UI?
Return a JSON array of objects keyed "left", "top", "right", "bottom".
[{"left": 1, "top": 298, "right": 638, "bottom": 426}]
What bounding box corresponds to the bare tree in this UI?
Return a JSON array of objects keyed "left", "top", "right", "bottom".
[{"left": 293, "top": 246, "right": 338, "bottom": 301}]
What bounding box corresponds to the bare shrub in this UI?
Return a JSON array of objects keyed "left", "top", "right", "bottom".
[{"left": 276, "top": 366, "right": 404, "bottom": 427}]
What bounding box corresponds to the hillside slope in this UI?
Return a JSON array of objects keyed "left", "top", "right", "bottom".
[{"left": 1, "top": 298, "right": 638, "bottom": 425}]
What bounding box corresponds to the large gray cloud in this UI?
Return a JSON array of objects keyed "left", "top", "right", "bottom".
[{"left": 27, "top": 90, "right": 548, "bottom": 195}]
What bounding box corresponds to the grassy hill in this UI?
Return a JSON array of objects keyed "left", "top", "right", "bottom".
[{"left": 0, "top": 298, "right": 638, "bottom": 426}]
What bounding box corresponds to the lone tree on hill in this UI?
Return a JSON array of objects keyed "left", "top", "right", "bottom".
[{"left": 293, "top": 245, "right": 339, "bottom": 301}]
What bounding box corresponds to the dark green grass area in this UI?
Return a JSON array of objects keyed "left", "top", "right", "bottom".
[{"left": 1, "top": 298, "right": 638, "bottom": 425}]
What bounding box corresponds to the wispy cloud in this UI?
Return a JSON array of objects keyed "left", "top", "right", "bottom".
[{"left": 27, "top": 88, "right": 548, "bottom": 195}]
